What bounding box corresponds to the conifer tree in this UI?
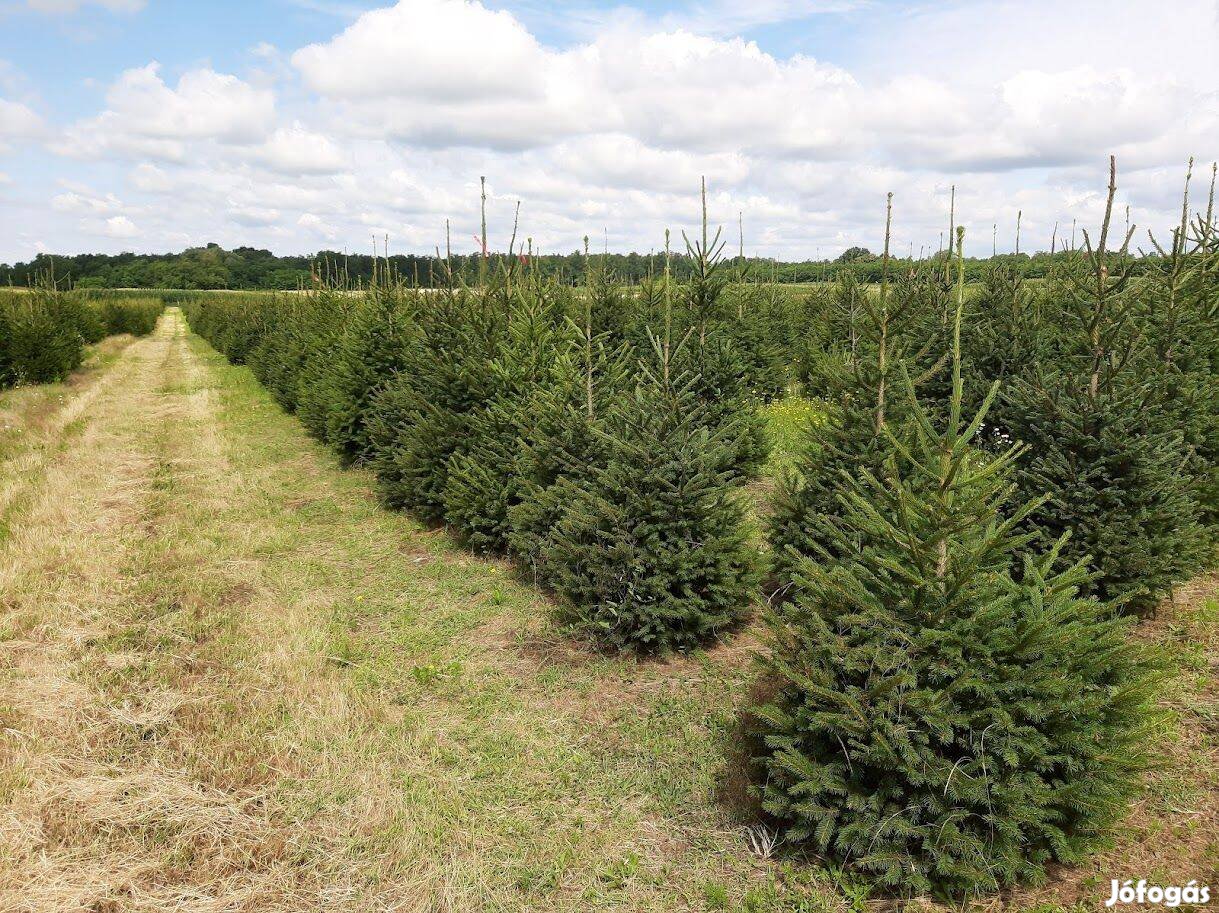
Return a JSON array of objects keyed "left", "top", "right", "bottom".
[
  {"left": 754, "top": 227, "right": 1162, "bottom": 897},
  {"left": 1141, "top": 159, "right": 1219, "bottom": 539},
  {"left": 769, "top": 194, "right": 942, "bottom": 594},
  {"left": 319, "top": 286, "right": 418, "bottom": 465},
  {"left": 991, "top": 159, "right": 1207, "bottom": 613},
  {"left": 364, "top": 285, "right": 504, "bottom": 521},
  {"left": 536, "top": 235, "right": 758, "bottom": 651},
  {"left": 296, "top": 287, "right": 359, "bottom": 440},
  {"left": 675, "top": 179, "right": 769, "bottom": 478},
  {"left": 507, "top": 279, "right": 632, "bottom": 579},
  {"left": 442, "top": 276, "right": 574, "bottom": 552}
]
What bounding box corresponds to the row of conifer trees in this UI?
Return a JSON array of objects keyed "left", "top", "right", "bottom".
[
  {"left": 183, "top": 209, "right": 795, "bottom": 652},
  {"left": 0, "top": 287, "right": 163, "bottom": 388},
  {"left": 182, "top": 160, "right": 1217, "bottom": 897}
]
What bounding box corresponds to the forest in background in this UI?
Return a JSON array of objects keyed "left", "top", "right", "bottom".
[{"left": 1, "top": 241, "right": 1136, "bottom": 290}]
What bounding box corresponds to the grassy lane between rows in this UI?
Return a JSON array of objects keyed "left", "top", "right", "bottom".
[{"left": 0, "top": 309, "right": 1215, "bottom": 912}]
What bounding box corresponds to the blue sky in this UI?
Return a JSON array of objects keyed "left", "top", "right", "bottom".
[{"left": 0, "top": 0, "right": 1215, "bottom": 263}]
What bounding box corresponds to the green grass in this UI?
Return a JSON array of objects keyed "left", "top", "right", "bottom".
[{"left": 760, "top": 395, "right": 826, "bottom": 476}]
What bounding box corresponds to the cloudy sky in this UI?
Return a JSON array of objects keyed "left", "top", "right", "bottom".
[{"left": 0, "top": 0, "right": 1215, "bottom": 263}]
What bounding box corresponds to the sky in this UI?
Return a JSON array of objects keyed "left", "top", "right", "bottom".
[{"left": 0, "top": 0, "right": 1215, "bottom": 263}]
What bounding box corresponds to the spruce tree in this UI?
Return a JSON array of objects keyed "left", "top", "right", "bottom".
[
  {"left": 769, "top": 195, "right": 943, "bottom": 594},
  {"left": 674, "top": 181, "right": 770, "bottom": 479},
  {"left": 442, "top": 276, "right": 574, "bottom": 552},
  {"left": 754, "top": 228, "right": 1162, "bottom": 897},
  {"left": 296, "top": 287, "right": 359, "bottom": 441},
  {"left": 1141, "top": 160, "right": 1219, "bottom": 540},
  {"left": 364, "top": 284, "right": 504, "bottom": 522},
  {"left": 991, "top": 159, "right": 1207, "bottom": 613},
  {"left": 506, "top": 283, "right": 631, "bottom": 581},
  {"left": 536, "top": 237, "right": 759, "bottom": 651},
  {"left": 319, "top": 286, "right": 418, "bottom": 465}
]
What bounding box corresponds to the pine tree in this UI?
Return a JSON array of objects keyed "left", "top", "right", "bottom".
[{"left": 754, "top": 228, "right": 1162, "bottom": 897}]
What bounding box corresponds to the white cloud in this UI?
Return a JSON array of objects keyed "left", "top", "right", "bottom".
[
  {"left": 293, "top": 0, "right": 548, "bottom": 102},
  {"left": 52, "top": 188, "right": 125, "bottom": 214},
  {"left": 0, "top": 98, "right": 43, "bottom": 139},
  {"left": 16, "top": 0, "right": 1218, "bottom": 263},
  {"left": 229, "top": 205, "right": 282, "bottom": 226},
  {"left": 54, "top": 63, "right": 275, "bottom": 161},
  {"left": 102, "top": 215, "right": 140, "bottom": 238},
  {"left": 128, "top": 162, "right": 174, "bottom": 192},
  {"left": 298, "top": 212, "right": 338, "bottom": 240},
  {"left": 255, "top": 123, "right": 347, "bottom": 174}
]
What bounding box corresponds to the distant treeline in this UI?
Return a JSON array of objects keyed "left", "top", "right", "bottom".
[{"left": 1, "top": 242, "right": 1158, "bottom": 290}]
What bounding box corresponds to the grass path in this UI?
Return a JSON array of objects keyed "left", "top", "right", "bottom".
[{"left": 0, "top": 310, "right": 1215, "bottom": 912}]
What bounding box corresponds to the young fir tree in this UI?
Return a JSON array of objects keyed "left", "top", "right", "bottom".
[
  {"left": 364, "top": 283, "right": 505, "bottom": 522},
  {"left": 0, "top": 290, "right": 85, "bottom": 385},
  {"left": 769, "top": 194, "right": 943, "bottom": 594},
  {"left": 442, "top": 272, "right": 574, "bottom": 553},
  {"left": 537, "top": 237, "right": 759, "bottom": 651},
  {"left": 507, "top": 272, "right": 632, "bottom": 582},
  {"left": 754, "top": 228, "right": 1162, "bottom": 898},
  {"left": 318, "top": 285, "right": 418, "bottom": 465},
  {"left": 296, "top": 286, "right": 360, "bottom": 441},
  {"left": 674, "top": 180, "right": 770, "bottom": 478},
  {"left": 1141, "top": 160, "right": 1219, "bottom": 540},
  {"left": 992, "top": 159, "right": 1207, "bottom": 613}
]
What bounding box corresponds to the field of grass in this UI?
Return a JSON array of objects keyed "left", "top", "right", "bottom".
[{"left": 0, "top": 310, "right": 1214, "bottom": 912}]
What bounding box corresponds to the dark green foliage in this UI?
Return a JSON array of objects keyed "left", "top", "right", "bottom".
[
  {"left": 61, "top": 295, "right": 107, "bottom": 345},
  {"left": 0, "top": 293, "right": 83, "bottom": 385},
  {"left": 249, "top": 292, "right": 350, "bottom": 415},
  {"left": 1138, "top": 173, "right": 1219, "bottom": 540},
  {"left": 984, "top": 172, "right": 1210, "bottom": 614},
  {"left": 442, "top": 283, "right": 574, "bottom": 552},
  {"left": 319, "top": 289, "right": 419, "bottom": 465},
  {"left": 365, "top": 288, "right": 504, "bottom": 522},
  {"left": 998, "top": 371, "right": 1204, "bottom": 614},
  {"left": 535, "top": 338, "right": 759, "bottom": 652},
  {"left": 0, "top": 290, "right": 162, "bottom": 389},
  {"left": 755, "top": 251, "right": 1162, "bottom": 896},
  {"left": 676, "top": 331, "right": 770, "bottom": 479},
  {"left": 769, "top": 257, "right": 946, "bottom": 595},
  {"left": 506, "top": 316, "right": 630, "bottom": 580},
  {"left": 97, "top": 297, "right": 164, "bottom": 336},
  {"left": 720, "top": 282, "right": 792, "bottom": 402},
  {"left": 670, "top": 210, "right": 771, "bottom": 480}
]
